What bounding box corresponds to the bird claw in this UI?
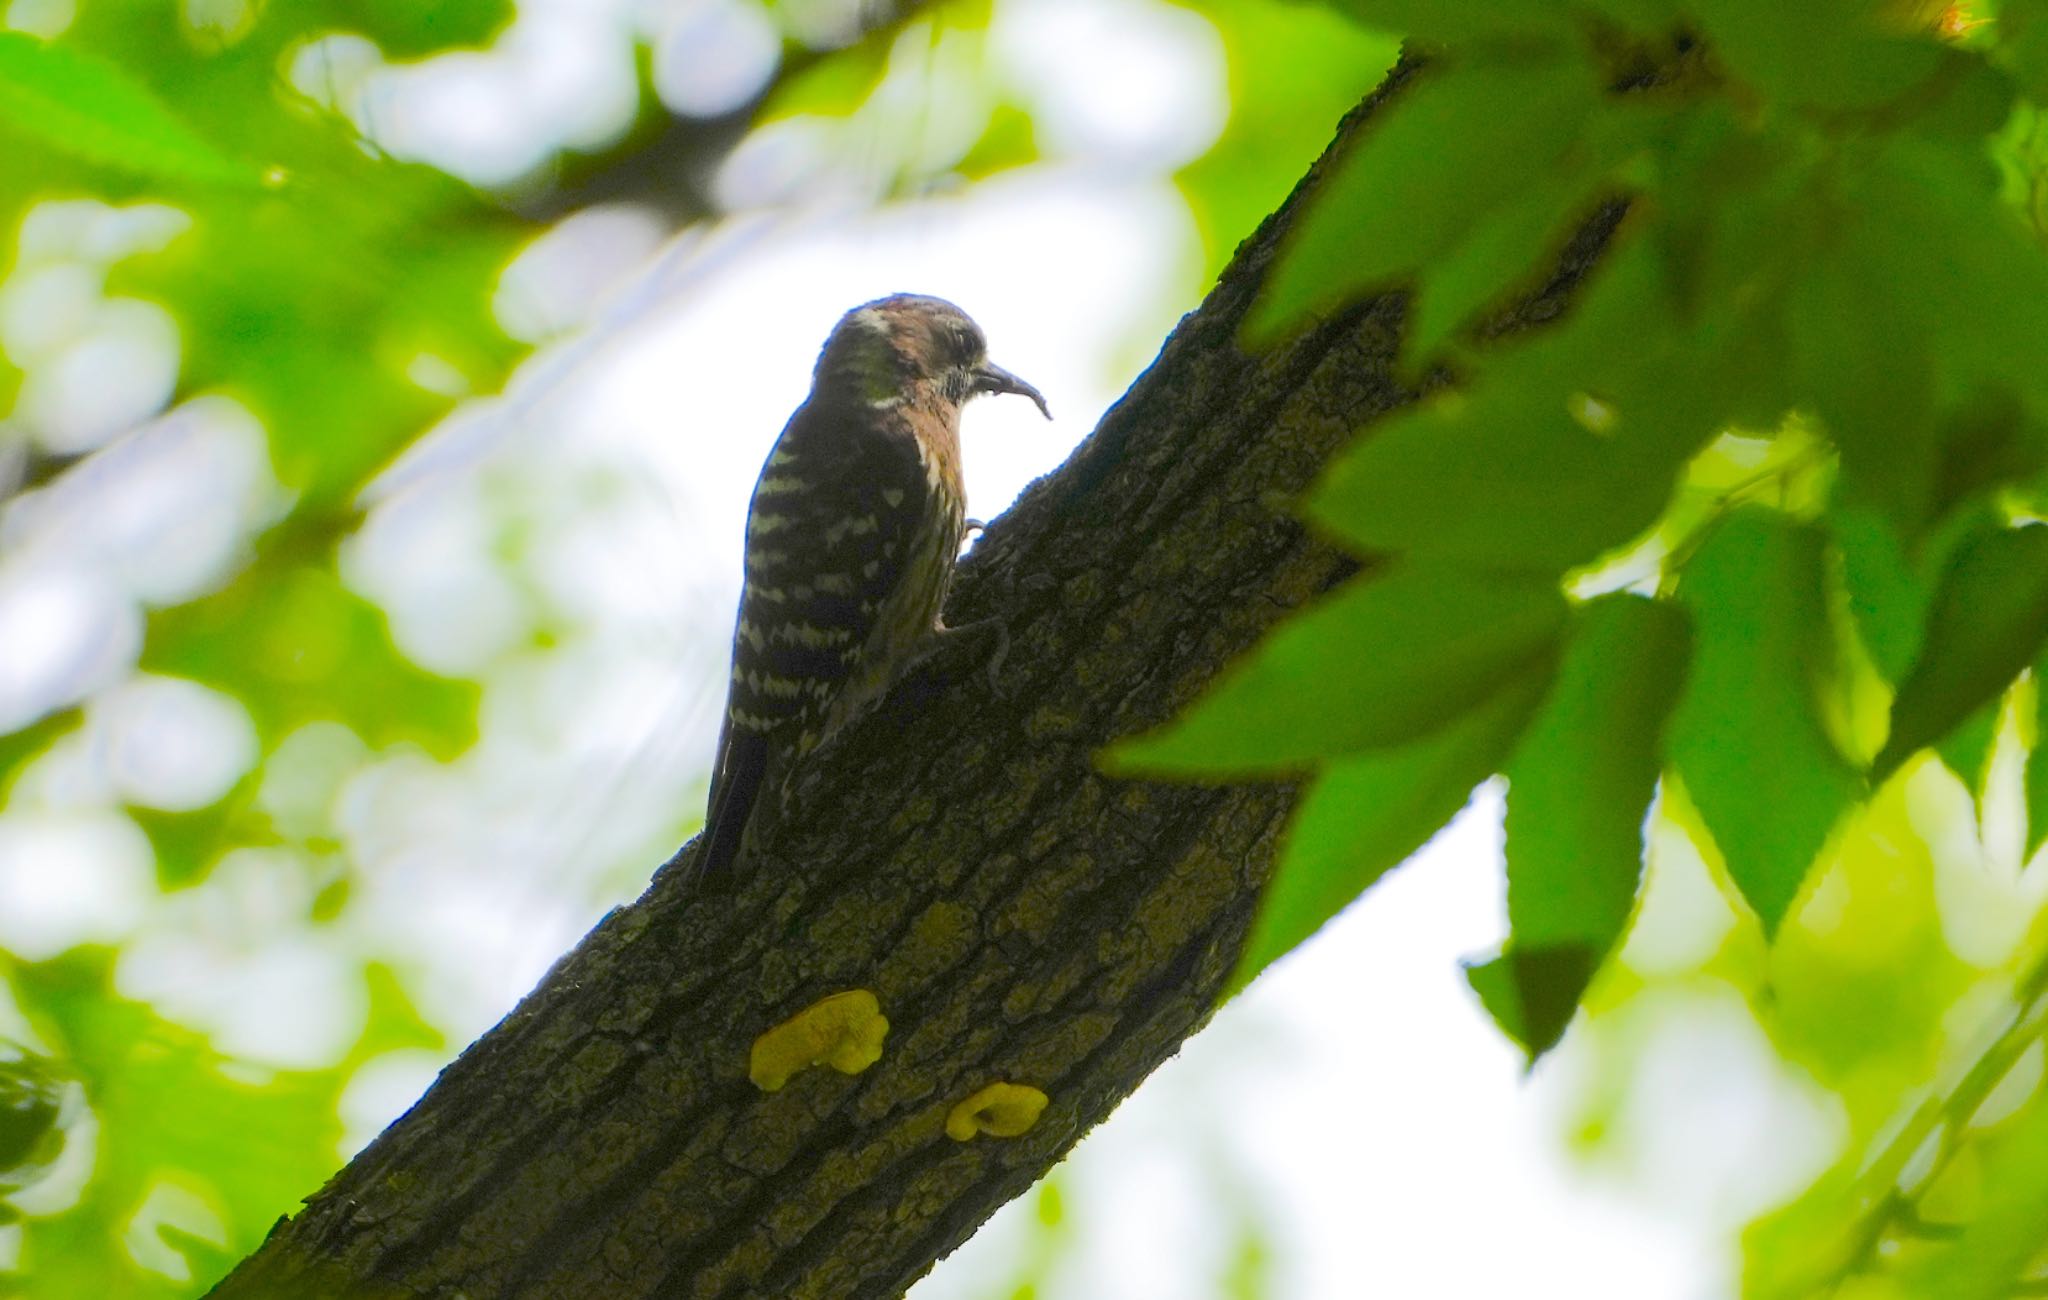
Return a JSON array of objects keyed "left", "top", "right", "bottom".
[{"left": 914, "top": 617, "right": 1011, "bottom": 699}]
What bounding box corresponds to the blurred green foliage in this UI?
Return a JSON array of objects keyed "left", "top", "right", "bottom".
[
  {"left": 0, "top": 1042, "right": 67, "bottom": 1201},
  {"left": 144, "top": 558, "right": 479, "bottom": 759},
  {"left": 0, "top": 3, "right": 521, "bottom": 1294},
  {"left": 8, "top": 950, "right": 344, "bottom": 1295},
  {"left": 1178, "top": 0, "right": 1398, "bottom": 278}
]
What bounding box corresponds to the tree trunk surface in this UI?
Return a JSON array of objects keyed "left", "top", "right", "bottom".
[{"left": 210, "top": 54, "right": 1610, "bottom": 1300}]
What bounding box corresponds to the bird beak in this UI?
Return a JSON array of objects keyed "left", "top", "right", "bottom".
[{"left": 972, "top": 362, "right": 1051, "bottom": 420}]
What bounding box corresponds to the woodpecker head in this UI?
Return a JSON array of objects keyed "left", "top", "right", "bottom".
[{"left": 815, "top": 294, "right": 1051, "bottom": 420}]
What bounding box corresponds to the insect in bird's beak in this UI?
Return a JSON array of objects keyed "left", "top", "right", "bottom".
[{"left": 973, "top": 362, "right": 1052, "bottom": 420}]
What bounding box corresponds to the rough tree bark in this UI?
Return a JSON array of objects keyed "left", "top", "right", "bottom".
[{"left": 210, "top": 54, "right": 1615, "bottom": 1300}]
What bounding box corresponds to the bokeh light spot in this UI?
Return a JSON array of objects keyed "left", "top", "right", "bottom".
[
  {"left": 651, "top": 0, "right": 781, "bottom": 118},
  {"left": 97, "top": 675, "right": 259, "bottom": 812},
  {"left": 121, "top": 1178, "right": 226, "bottom": 1282},
  {"left": 0, "top": 262, "right": 100, "bottom": 367},
  {"left": 0, "top": 565, "right": 142, "bottom": 732},
  {"left": 3, "top": 0, "right": 75, "bottom": 37},
  {"left": 494, "top": 203, "right": 666, "bottom": 343},
  {"left": 258, "top": 722, "right": 371, "bottom": 840},
  {"left": 337, "top": 1049, "right": 443, "bottom": 1154},
  {"left": 15, "top": 299, "right": 180, "bottom": 454},
  {"left": 0, "top": 810, "right": 155, "bottom": 960}
]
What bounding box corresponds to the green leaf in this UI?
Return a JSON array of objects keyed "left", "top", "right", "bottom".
[
  {"left": 1895, "top": 1090, "right": 2048, "bottom": 1300},
  {"left": 1404, "top": 103, "right": 1662, "bottom": 361},
  {"left": 1847, "top": 141, "right": 2048, "bottom": 422},
  {"left": 327, "top": 0, "right": 514, "bottom": 56},
  {"left": 1313, "top": 233, "right": 1728, "bottom": 575},
  {"left": 1790, "top": 228, "right": 1940, "bottom": 541},
  {"left": 1106, "top": 561, "right": 1567, "bottom": 776},
  {"left": 1226, "top": 660, "right": 1554, "bottom": 995},
  {"left": 1505, "top": 594, "right": 1691, "bottom": 950},
  {"left": 0, "top": 1043, "right": 68, "bottom": 1188},
  {"left": 1936, "top": 699, "right": 2000, "bottom": 810},
  {"left": 1463, "top": 945, "right": 1600, "bottom": 1059},
  {"left": 0, "top": 31, "right": 256, "bottom": 186},
  {"left": 1491, "top": 594, "right": 1690, "bottom": 1057},
  {"left": 1905, "top": 57, "right": 2022, "bottom": 143},
  {"left": 1830, "top": 505, "right": 1933, "bottom": 686},
  {"left": 131, "top": 787, "right": 262, "bottom": 890},
  {"left": 2029, "top": 658, "right": 2048, "bottom": 860},
  {"left": 957, "top": 103, "right": 1038, "bottom": 179},
  {"left": 1309, "top": 378, "right": 1693, "bottom": 576},
  {"left": 1831, "top": 501, "right": 2002, "bottom": 686},
  {"left": 759, "top": 29, "right": 890, "bottom": 120},
  {"left": 1686, "top": 0, "right": 1946, "bottom": 108},
  {"left": 1643, "top": 107, "right": 1811, "bottom": 363},
  {"left": 2006, "top": 0, "right": 2048, "bottom": 101},
  {"left": 1248, "top": 55, "right": 1601, "bottom": 342},
  {"left": 1327, "top": 1, "right": 1582, "bottom": 43},
  {"left": 1668, "top": 511, "right": 1859, "bottom": 934},
  {"left": 1933, "top": 387, "right": 2048, "bottom": 525},
  {"left": 357, "top": 962, "right": 447, "bottom": 1059},
  {"left": 1401, "top": 164, "right": 1604, "bottom": 362},
  {"left": 1792, "top": 144, "right": 2048, "bottom": 546},
  {"left": 0, "top": 714, "right": 71, "bottom": 791},
  {"left": 1577, "top": 0, "right": 1684, "bottom": 30},
  {"left": 1830, "top": 502, "right": 1927, "bottom": 685},
  {"left": 1876, "top": 524, "right": 2048, "bottom": 781}
]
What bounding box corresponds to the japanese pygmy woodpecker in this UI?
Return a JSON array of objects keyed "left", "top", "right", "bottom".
[{"left": 697, "top": 294, "right": 1049, "bottom": 875}]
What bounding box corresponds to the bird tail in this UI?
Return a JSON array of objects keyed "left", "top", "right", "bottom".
[{"left": 699, "top": 726, "right": 768, "bottom": 875}]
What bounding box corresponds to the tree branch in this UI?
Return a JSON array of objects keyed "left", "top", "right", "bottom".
[{"left": 209, "top": 53, "right": 1618, "bottom": 1299}]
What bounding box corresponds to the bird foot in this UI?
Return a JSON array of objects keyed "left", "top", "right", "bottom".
[{"left": 903, "top": 617, "right": 1011, "bottom": 701}]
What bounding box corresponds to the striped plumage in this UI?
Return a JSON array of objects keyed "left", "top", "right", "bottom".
[{"left": 698, "top": 295, "right": 1048, "bottom": 875}]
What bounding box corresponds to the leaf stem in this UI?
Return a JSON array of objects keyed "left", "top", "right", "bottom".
[
  {"left": 1821, "top": 936, "right": 2048, "bottom": 1290},
  {"left": 1656, "top": 439, "right": 1833, "bottom": 598}
]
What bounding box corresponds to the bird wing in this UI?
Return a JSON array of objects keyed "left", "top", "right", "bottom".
[{"left": 696, "top": 402, "right": 938, "bottom": 874}]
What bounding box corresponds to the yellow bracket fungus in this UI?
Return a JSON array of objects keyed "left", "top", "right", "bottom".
[
  {"left": 748, "top": 990, "right": 889, "bottom": 1093},
  {"left": 946, "top": 1082, "right": 1049, "bottom": 1141}
]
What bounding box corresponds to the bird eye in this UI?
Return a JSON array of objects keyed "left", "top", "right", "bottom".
[{"left": 949, "top": 322, "right": 982, "bottom": 364}]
